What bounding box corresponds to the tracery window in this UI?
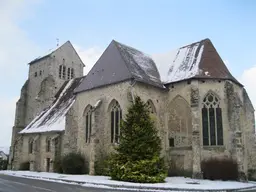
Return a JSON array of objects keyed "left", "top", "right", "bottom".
[
  {"left": 146, "top": 100, "right": 156, "bottom": 114},
  {"left": 85, "top": 105, "right": 92, "bottom": 143},
  {"left": 110, "top": 101, "right": 122, "bottom": 144},
  {"left": 202, "top": 92, "right": 223, "bottom": 146}
]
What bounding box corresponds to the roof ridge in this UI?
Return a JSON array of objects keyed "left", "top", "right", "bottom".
[
  {"left": 112, "top": 40, "right": 135, "bottom": 80},
  {"left": 180, "top": 38, "right": 209, "bottom": 49},
  {"left": 28, "top": 40, "right": 71, "bottom": 65},
  {"left": 115, "top": 41, "right": 161, "bottom": 84}
]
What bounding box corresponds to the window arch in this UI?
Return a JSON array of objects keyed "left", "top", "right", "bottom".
[
  {"left": 168, "top": 95, "right": 192, "bottom": 147},
  {"left": 46, "top": 137, "right": 51, "bottom": 152},
  {"left": 29, "top": 138, "right": 33, "bottom": 154},
  {"left": 84, "top": 105, "right": 92, "bottom": 143},
  {"left": 202, "top": 91, "right": 223, "bottom": 146},
  {"left": 109, "top": 100, "right": 122, "bottom": 144}
]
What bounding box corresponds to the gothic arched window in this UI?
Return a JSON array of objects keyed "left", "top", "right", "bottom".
[
  {"left": 84, "top": 105, "right": 92, "bottom": 143},
  {"left": 110, "top": 100, "right": 122, "bottom": 144},
  {"left": 46, "top": 137, "right": 51, "bottom": 152},
  {"left": 29, "top": 138, "right": 33, "bottom": 154},
  {"left": 202, "top": 92, "right": 223, "bottom": 146}
]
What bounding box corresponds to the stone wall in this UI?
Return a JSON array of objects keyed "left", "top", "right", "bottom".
[
  {"left": 73, "top": 81, "right": 133, "bottom": 174},
  {"left": 70, "top": 78, "right": 255, "bottom": 176},
  {"left": 242, "top": 88, "right": 256, "bottom": 172},
  {"left": 21, "top": 133, "right": 62, "bottom": 172},
  {"left": 9, "top": 43, "right": 84, "bottom": 170},
  {"left": 11, "top": 68, "right": 255, "bottom": 176}
]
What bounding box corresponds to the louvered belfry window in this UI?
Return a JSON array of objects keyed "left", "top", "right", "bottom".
[
  {"left": 59, "top": 65, "right": 62, "bottom": 78},
  {"left": 202, "top": 92, "right": 223, "bottom": 146},
  {"left": 111, "top": 101, "right": 122, "bottom": 144}
]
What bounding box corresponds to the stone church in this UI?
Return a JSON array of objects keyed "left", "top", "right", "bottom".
[{"left": 9, "top": 38, "right": 256, "bottom": 177}]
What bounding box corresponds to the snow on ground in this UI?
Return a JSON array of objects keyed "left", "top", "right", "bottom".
[{"left": 0, "top": 170, "right": 255, "bottom": 191}]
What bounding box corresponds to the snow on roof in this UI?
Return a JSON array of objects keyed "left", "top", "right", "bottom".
[
  {"left": 155, "top": 41, "right": 204, "bottom": 84},
  {"left": 94, "top": 100, "right": 102, "bottom": 108},
  {"left": 20, "top": 78, "right": 83, "bottom": 134},
  {"left": 0, "top": 147, "right": 9, "bottom": 155},
  {"left": 115, "top": 41, "right": 163, "bottom": 88}
]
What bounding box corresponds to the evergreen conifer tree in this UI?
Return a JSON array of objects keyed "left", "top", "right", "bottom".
[{"left": 109, "top": 96, "right": 166, "bottom": 183}]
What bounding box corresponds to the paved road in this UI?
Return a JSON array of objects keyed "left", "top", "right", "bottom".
[
  {"left": 0, "top": 174, "right": 133, "bottom": 192},
  {"left": 1, "top": 174, "right": 256, "bottom": 192}
]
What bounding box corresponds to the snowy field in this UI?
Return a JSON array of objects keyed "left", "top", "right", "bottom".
[{"left": 1, "top": 170, "right": 256, "bottom": 191}]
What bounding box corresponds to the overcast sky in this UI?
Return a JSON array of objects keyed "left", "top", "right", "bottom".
[{"left": 1, "top": 0, "right": 256, "bottom": 147}]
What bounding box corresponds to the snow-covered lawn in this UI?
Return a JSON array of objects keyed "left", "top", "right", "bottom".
[{"left": 0, "top": 170, "right": 256, "bottom": 191}]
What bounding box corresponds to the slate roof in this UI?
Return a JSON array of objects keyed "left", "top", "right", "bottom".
[
  {"left": 75, "top": 38, "right": 240, "bottom": 93},
  {"left": 74, "top": 40, "right": 164, "bottom": 93},
  {"left": 156, "top": 38, "right": 241, "bottom": 85},
  {"left": 20, "top": 77, "right": 83, "bottom": 134}
]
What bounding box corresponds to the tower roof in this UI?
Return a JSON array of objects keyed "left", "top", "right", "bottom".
[
  {"left": 28, "top": 41, "right": 85, "bottom": 67},
  {"left": 74, "top": 40, "right": 163, "bottom": 93},
  {"left": 156, "top": 38, "right": 241, "bottom": 85}
]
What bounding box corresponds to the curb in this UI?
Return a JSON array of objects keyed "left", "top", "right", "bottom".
[{"left": 5, "top": 174, "right": 256, "bottom": 192}]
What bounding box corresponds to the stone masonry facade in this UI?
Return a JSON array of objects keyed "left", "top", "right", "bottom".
[{"left": 9, "top": 39, "right": 256, "bottom": 179}]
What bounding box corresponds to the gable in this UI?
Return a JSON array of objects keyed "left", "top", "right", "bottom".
[
  {"left": 53, "top": 41, "right": 85, "bottom": 67},
  {"left": 74, "top": 41, "right": 132, "bottom": 93},
  {"left": 75, "top": 40, "right": 164, "bottom": 93}
]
